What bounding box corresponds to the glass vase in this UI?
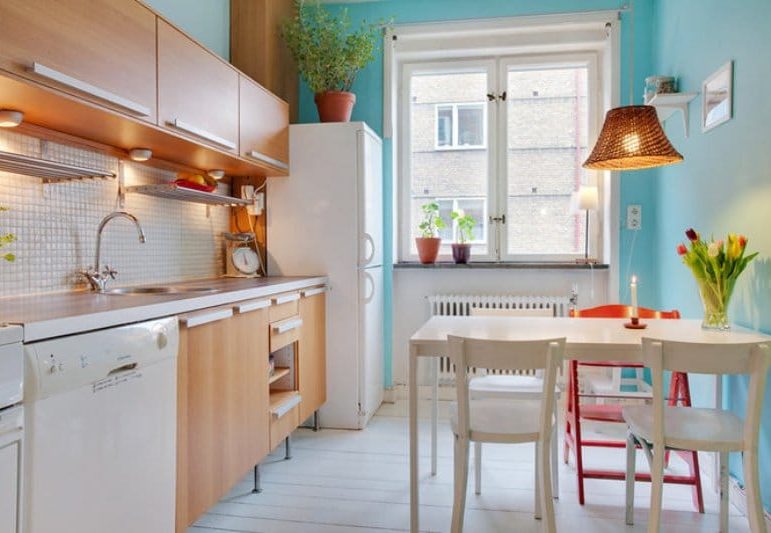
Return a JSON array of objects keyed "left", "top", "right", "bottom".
[{"left": 695, "top": 277, "right": 735, "bottom": 330}]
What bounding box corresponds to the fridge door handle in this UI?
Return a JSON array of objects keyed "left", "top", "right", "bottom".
[
  {"left": 362, "top": 232, "right": 376, "bottom": 265},
  {"left": 362, "top": 270, "right": 375, "bottom": 303}
]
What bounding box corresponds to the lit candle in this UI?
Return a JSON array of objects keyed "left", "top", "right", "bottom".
[{"left": 630, "top": 275, "right": 639, "bottom": 318}]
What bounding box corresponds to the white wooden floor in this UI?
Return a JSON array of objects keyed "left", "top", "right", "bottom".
[{"left": 190, "top": 399, "right": 750, "bottom": 532}]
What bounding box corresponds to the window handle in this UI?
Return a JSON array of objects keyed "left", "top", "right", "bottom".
[
  {"left": 486, "top": 93, "right": 496, "bottom": 102},
  {"left": 486, "top": 92, "right": 507, "bottom": 102},
  {"left": 489, "top": 215, "right": 506, "bottom": 224}
]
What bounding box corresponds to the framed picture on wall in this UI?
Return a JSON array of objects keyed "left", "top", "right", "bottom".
[{"left": 702, "top": 61, "right": 733, "bottom": 132}]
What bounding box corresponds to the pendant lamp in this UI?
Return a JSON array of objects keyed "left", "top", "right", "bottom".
[{"left": 583, "top": 2, "right": 683, "bottom": 171}]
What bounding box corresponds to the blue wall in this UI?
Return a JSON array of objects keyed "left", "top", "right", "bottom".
[
  {"left": 145, "top": 0, "right": 230, "bottom": 59},
  {"left": 301, "top": 0, "right": 661, "bottom": 388},
  {"left": 652, "top": 0, "right": 771, "bottom": 510}
]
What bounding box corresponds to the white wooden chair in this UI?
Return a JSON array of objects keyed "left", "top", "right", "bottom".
[
  {"left": 623, "top": 338, "right": 771, "bottom": 533},
  {"left": 448, "top": 334, "right": 565, "bottom": 533},
  {"left": 468, "top": 307, "right": 560, "bottom": 497}
]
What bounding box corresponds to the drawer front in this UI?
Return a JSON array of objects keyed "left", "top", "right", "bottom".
[
  {"left": 269, "top": 292, "right": 300, "bottom": 322},
  {"left": 270, "top": 403, "right": 299, "bottom": 450},
  {"left": 269, "top": 316, "right": 302, "bottom": 352}
]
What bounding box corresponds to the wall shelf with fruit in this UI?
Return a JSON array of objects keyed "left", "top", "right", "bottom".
[{"left": 124, "top": 182, "right": 251, "bottom": 206}]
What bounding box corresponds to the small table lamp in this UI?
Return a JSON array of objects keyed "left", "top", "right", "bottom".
[{"left": 571, "top": 185, "right": 599, "bottom": 264}]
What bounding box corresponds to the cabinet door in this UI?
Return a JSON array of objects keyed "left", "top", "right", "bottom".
[
  {"left": 158, "top": 20, "right": 239, "bottom": 152},
  {"left": 240, "top": 75, "right": 289, "bottom": 171},
  {"left": 298, "top": 289, "right": 327, "bottom": 422},
  {"left": 0, "top": 0, "right": 157, "bottom": 122}
]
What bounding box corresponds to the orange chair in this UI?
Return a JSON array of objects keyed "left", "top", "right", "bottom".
[{"left": 564, "top": 305, "right": 704, "bottom": 512}]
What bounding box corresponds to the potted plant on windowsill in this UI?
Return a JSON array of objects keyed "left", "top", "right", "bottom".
[
  {"left": 415, "top": 202, "right": 445, "bottom": 264},
  {"left": 450, "top": 210, "right": 476, "bottom": 264},
  {"left": 282, "top": 1, "right": 385, "bottom": 123}
]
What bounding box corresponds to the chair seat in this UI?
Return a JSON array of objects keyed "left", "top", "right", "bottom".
[
  {"left": 622, "top": 405, "right": 745, "bottom": 452},
  {"left": 579, "top": 403, "right": 626, "bottom": 423},
  {"left": 450, "top": 398, "right": 542, "bottom": 443},
  {"left": 469, "top": 374, "right": 559, "bottom": 398}
]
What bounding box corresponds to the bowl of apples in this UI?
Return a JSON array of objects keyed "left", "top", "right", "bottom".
[{"left": 174, "top": 172, "right": 217, "bottom": 193}]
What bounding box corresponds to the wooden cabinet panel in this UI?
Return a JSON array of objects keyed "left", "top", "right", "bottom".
[
  {"left": 240, "top": 75, "right": 289, "bottom": 170},
  {"left": 269, "top": 401, "right": 300, "bottom": 450},
  {"left": 0, "top": 0, "right": 157, "bottom": 122},
  {"left": 299, "top": 289, "right": 327, "bottom": 422},
  {"left": 269, "top": 292, "right": 300, "bottom": 322},
  {"left": 158, "top": 20, "right": 239, "bottom": 153}
]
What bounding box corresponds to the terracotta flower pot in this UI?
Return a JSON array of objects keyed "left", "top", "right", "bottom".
[
  {"left": 415, "top": 237, "right": 441, "bottom": 264},
  {"left": 314, "top": 91, "right": 356, "bottom": 123},
  {"left": 451, "top": 243, "right": 471, "bottom": 264}
]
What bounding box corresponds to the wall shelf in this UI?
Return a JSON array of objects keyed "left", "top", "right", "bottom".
[
  {"left": 645, "top": 92, "right": 698, "bottom": 137},
  {"left": 0, "top": 150, "right": 115, "bottom": 182},
  {"left": 125, "top": 183, "right": 251, "bottom": 206}
]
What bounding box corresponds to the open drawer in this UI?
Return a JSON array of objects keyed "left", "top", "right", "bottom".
[
  {"left": 269, "top": 391, "right": 301, "bottom": 449},
  {"left": 270, "top": 316, "right": 302, "bottom": 352}
]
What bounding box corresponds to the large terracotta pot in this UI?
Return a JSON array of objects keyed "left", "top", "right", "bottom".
[
  {"left": 314, "top": 91, "right": 356, "bottom": 122},
  {"left": 415, "top": 237, "right": 441, "bottom": 264},
  {"left": 451, "top": 243, "right": 471, "bottom": 264}
]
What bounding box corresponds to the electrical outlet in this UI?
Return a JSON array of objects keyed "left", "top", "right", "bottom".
[{"left": 627, "top": 204, "right": 642, "bottom": 230}]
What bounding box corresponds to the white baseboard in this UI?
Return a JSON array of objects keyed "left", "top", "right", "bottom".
[{"left": 382, "top": 387, "right": 396, "bottom": 404}]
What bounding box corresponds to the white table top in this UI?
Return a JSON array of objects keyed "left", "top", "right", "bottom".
[{"left": 410, "top": 316, "right": 770, "bottom": 361}]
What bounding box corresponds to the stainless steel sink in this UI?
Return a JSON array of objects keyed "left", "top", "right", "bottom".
[{"left": 103, "top": 286, "right": 219, "bottom": 295}]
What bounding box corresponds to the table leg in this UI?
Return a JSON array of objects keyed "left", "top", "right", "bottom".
[
  {"left": 409, "top": 344, "right": 420, "bottom": 533},
  {"left": 431, "top": 356, "right": 438, "bottom": 476},
  {"left": 713, "top": 374, "right": 723, "bottom": 493}
]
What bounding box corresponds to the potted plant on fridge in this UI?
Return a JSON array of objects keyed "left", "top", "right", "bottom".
[
  {"left": 415, "top": 202, "right": 445, "bottom": 264},
  {"left": 282, "top": 0, "right": 384, "bottom": 123},
  {"left": 450, "top": 210, "right": 476, "bottom": 264}
]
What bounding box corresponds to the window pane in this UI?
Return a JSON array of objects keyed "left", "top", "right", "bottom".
[
  {"left": 456, "top": 199, "right": 486, "bottom": 242},
  {"left": 505, "top": 66, "right": 589, "bottom": 256},
  {"left": 457, "top": 105, "right": 484, "bottom": 146},
  {"left": 410, "top": 70, "right": 489, "bottom": 256}
]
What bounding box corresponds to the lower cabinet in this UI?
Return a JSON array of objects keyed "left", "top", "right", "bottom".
[{"left": 299, "top": 288, "right": 327, "bottom": 422}]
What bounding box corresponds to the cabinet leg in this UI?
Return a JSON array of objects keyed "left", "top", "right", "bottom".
[
  {"left": 285, "top": 436, "right": 292, "bottom": 460},
  {"left": 313, "top": 411, "right": 320, "bottom": 432},
  {"left": 252, "top": 464, "right": 262, "bottom": 494}
]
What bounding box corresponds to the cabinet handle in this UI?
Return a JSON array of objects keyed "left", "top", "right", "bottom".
[
  {"left": 273, "top": 293, "right": 300, "bottom": 305},
  {"left": 181, "top": 308, "right": 233, "bottom": 328},
  {"left": 301, "top": 286, "right": 327, "bottom": 298},
  {"left": 245, "top": 150, "right": 289, "bottom": 171},
  {"left": 272, "top": 318, "right": 303, "bottom": 334},
  {"left": 31, "top": 62, "right": 151, "bottom": 117},
  {"left": 271, "top": 394, "right": 302, "bottom": 418},
  {"left": 168, "top": 118, "right": 236, "bottom": 150},
  {"left": 235, "top": 299, "right": 272, "bottom": 314}
]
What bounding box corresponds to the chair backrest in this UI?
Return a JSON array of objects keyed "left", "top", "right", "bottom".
[
  {"left": 448, "top": 335, "right": 565, "bottom": 441},
  {"left": 570, "top": 304, "right": 680, "bottom": 319},
  {"left": 470, "top": 307, "right": 554, "bottom": 318},
  {"left": 642, "top": 338, "right": 771, "bottom": 449}
]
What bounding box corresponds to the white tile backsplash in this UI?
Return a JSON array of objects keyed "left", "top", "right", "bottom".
[{"left": 0, "top": 130, "right": 229, "bottom": 297}]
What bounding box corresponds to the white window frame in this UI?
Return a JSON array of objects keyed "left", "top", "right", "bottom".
[{"left": 433, "top": 102, "right": 488, "bottom": 150}]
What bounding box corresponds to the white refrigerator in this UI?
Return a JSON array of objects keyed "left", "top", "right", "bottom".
[{"left": 267, "top": 122, "right": 384, "bottom": 430}]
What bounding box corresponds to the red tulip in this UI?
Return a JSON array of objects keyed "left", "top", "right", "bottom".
[
  {"left": 676, "top": 243, "right": 688, "bottom": 256},
  {"left": 739, "top": 235, "right": 748, "bottom": 248},
  {"left": 685, "top": 228, "right": 698, "bottom": 242}
]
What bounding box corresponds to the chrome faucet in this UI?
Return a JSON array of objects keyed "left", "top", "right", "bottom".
[{"left": 80, "top": 211, "right": 146, "bottom": 292}]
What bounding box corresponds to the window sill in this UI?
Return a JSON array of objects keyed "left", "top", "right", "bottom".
[{"left": 394, "top": 261, "right": 609, "bottom": 270}]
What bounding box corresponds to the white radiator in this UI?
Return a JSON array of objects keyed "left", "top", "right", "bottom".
[{"left": 428, "top": 293, "right": 572, "bottom": 385}]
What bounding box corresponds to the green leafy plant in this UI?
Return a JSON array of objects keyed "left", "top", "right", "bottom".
[
  {"left": 418, "top": 202, "right": 445, "bottom": 238},
  {"left": 451, "top": 210, "right": 477, "bottom": 244},
  {"left": 281, "top": 0, "right": 386, "bottom": 94},
  {"left": 0, "top": 207, "right": 15, "bottom": 262}
]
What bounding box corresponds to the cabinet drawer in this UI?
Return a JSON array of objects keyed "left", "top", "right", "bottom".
[
  {"left": 269, "top": 393, "right": 300, "bottom": 450},
  {"left": 157, "top": 20, "right": 239, "bottom": 152},
  {"left": 270, "top": 316, "right": 302, "bottom": 352},
  {"left": 240, "top": 75, "right": 289, "bottom": 172},
  {"left": 0, "top": 0, "right": 157, "bottom": 122},
  {"left": 269, "top": 292, "right": 300, "bottom": 322}
]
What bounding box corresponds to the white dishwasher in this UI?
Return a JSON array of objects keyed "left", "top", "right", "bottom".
[{"left": 23, "top": 317, "right": 178, "bottom": 533}]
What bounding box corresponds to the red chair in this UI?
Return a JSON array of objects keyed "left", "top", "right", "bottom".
[{"left": 564, "top": 305, "right": 704, "bottom": 512}]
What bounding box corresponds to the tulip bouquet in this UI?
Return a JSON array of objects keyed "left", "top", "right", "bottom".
[{"left": 677, "top": 228, "right": 758, "bottom": 329}]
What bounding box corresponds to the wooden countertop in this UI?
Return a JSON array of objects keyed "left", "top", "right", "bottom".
[{"left": 0, "top": 276, "right": 327, "bottom": 342}]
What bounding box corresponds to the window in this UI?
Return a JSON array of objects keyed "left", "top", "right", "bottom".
[{"left": 435, "top": 103, "right": 486, "bottom": 149}]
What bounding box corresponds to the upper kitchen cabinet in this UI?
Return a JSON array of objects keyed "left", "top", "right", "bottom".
[
  {"left": 0, "top": 0, "right": 157, "bottom": 123},
  {"left": 240, "top": 76, "right": 289, "bottom": 172},
  {"left": 158, "top": 20, "right": 239, "bottom": 154}
]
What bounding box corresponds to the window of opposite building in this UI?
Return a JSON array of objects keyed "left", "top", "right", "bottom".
[{"left": 435, "top": 103, "right": 487, "bottom": 150}]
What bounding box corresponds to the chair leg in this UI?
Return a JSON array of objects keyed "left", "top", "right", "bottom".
[
  {"left": 551, "top": 418, "right": 559, "bottom": 499},
  {"left": 534, "top": 443, "right": 542, "bottom": 520},
  {"left": 538, "top": 436, "right": 556, "bottom": 533},
  {"left": 625, "top": 431, "right": 636, "bottom": 526},
  {"left": 431, "top": 357, "right": 439, "bottom": 477},
  {"left": 719, "top": 451, "right": 729, "bottom": 533},
  {"left": 648, "top": 445, "right": 665, "bottom": 533},
  {"left": 451, "top": 436, "right": 470, "bottom": 533},
  {"left": 474, "top": 441, "right": 482, "bottom": 495},
  {"left": 743, "top": 448, "right": 765, "bottom": 533}
]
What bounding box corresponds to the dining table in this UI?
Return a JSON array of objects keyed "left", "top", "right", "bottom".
[{"left": 407, "top": 315, "right": 771, "bottom": 532}]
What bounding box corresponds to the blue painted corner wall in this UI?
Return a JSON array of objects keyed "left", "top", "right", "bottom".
[{"left": 145, "top": 0, "right": 230, "bottom": 60}]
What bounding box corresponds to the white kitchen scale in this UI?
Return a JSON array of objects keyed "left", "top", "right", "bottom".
[{"left": 224, "top": 232, "right": 263, "bottom": 278}]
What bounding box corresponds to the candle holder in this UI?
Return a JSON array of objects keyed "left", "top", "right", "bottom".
[{"left": 624, "top": 316, "right": 647, "bottom": 329}]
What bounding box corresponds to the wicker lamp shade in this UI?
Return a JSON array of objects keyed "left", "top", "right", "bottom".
[{"left": 583, "top": 105, "right": 683, "bottom": 170}]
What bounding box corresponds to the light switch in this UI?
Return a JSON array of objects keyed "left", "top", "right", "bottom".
[{"left": 627, "top": 204, "right": 642, "bottom": 230}]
